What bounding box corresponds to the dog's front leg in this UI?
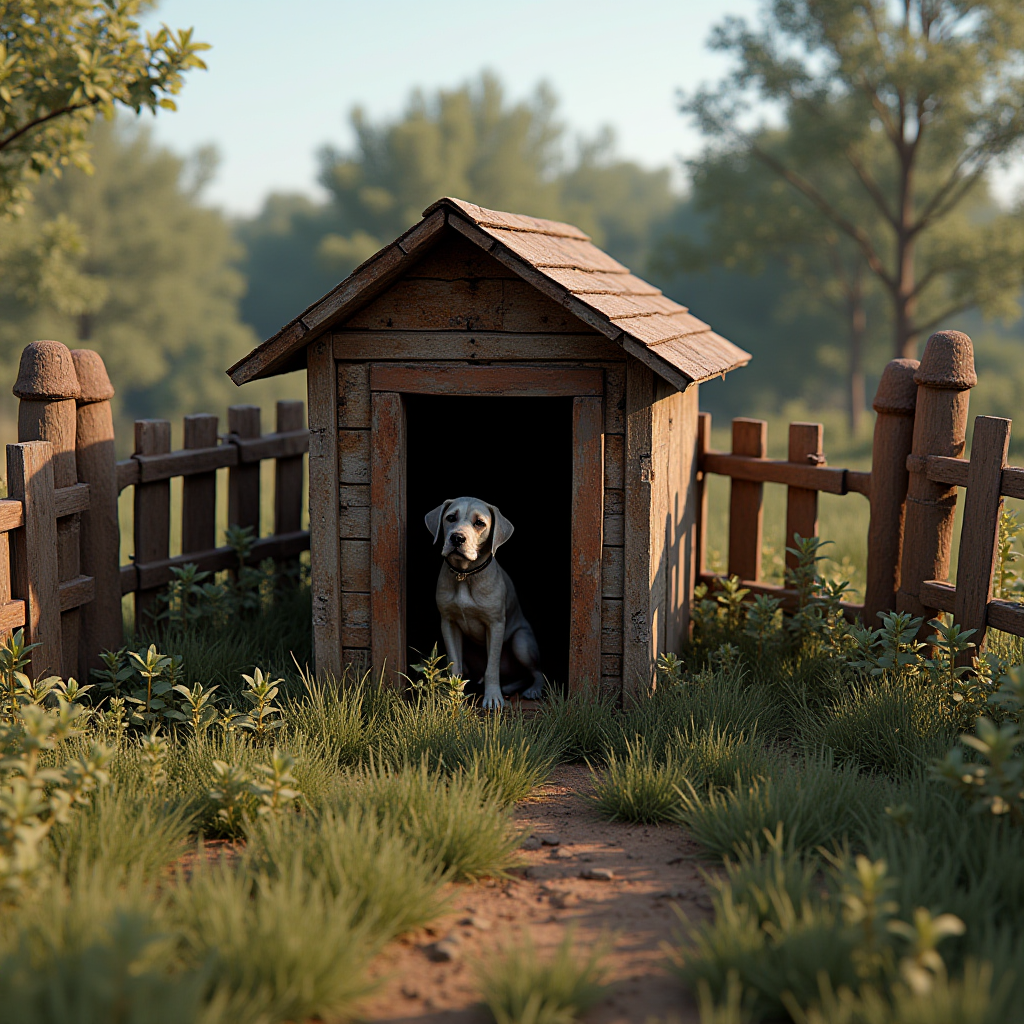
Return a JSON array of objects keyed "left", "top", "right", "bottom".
[
  {"left": 439, "top": 618, "right": 464, "bottom": 678},
  {"left": 481, "top": 620, "right": 506, "bottom": 710}
]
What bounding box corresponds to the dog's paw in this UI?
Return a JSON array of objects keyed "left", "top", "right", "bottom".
[
  {"left": 521, "top": 683, "right": 543, "bottom": 699},
  {"left": 481, "top": 690, "right": 506, "bottom": 710}
]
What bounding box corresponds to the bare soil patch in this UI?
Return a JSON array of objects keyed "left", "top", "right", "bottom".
[{"left": 357, "top": 764, "right": 713, "bottom": 1023}]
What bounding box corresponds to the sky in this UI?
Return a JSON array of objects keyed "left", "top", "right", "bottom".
[{"left": 142, "top": 0, "right": 762, "bottom": 215}]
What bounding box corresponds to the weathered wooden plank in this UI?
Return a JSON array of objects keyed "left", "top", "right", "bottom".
[
  {"left": 228, "top": 406, "right": 261, "bottom": 532},
  {"left": 332, "top": 331, "right": 622, "bottom": 362},
  {"left": 696, "top": 411, "right": 711, "bottom": 581},
  {"left": 137, "top": 444, "right": 236, "bottom": 481},
  {"left": 922, "top": 455, "right": 969, "bottom": 487},
  {"left": 338, "top": 363, "right": 371, "bottom": 428},
  {"left": 1001, "top": 466, "right": 1024, "bottom": 499},
  {"left": 370, "top": 391, "right": 407, "bottom": 686},
  {"left": 368, "top": 364, "right": 604, "bottom": 397},
  {"left": 7, "top": 442, "right": 61, "bottom": 678},
  {"left": 953, "top": 416, "right": 1010, "bottom": 663},
  {"left": 403, "top": 232, "right": 518, "bottom": 279},
  {"left": 602, "top": 545, "right": 623, "bottom": 598},
  {"left": 0, "top": 500, "right": 24, "bottom": 532},
  {"left": 601, "top": 598, "right": 623, "bottom": 653},
  {"left": 0, "top": 528, "right": 10, "bottom": 641},
  {"left": 117, "top": 458, "right": 139, "bottom": 492},
  {"left": 785, "top": 422, "right": 824, "bottom": 570},
  {"left": 342, "top": 591, "right": 371, "bottom": 648},
  {"left": 502, "top": 278, "right": 588, "bottom": 333},
  {"left": 985, "top": 598, "right": 1024, "bottom": 637},
  {"left": 703, "top": 451, "right": 851, "bottom": 494},
  {"left": 603, "top": 513, "right": 624, "bottom": 548},
  {"left": 665, "top": 384, "right": 699, "bottom": 654},
  {"left": 344, "top": 277, "right": 506, "bottom": 332},
  {"left": 58, "top": 575, "right": 95, "bottom": 613},
  {"left": 569, "top": 396, "right": 604, "bottom": 691},
  {"left": 274, "top": 401, "right": 306, "bottom": 537},
  {"left": 604, "top": 364, "right": 625, "bottom": 434},
  {"left": 307, "top": 339, "right": 342, "bottom": 679},
  {"left": 131, "top": 531, "right": 310, "bottom": 591},
  {"left": 0, "top": 600, "right": 26, "bottom": 632},
  {"left": 338, "top": 430, "right": 371, "bottom": 484},
  {"left": 235, "top": 429, "right": 309, "bottom": 463},
  {"left": 601, "top": 653, "right": 622, "bottom": 678},
  {"left": 54, "top": 484, "right": 89, "bottom": 517},
  {"left": 919, "top": 579, "right": 956, "bottom": 613},
  {"left": 339, "top": 484, "right": 370, "bottom": 539},
  {"left": 133, "top": 420, "right": 171, "bottom": 629},
  {"left": 341, "top": 538, "right": 371, "bottom": 592},
  {"left": 182, "top": 414, "right": 218, "bottom": 555},
  {"left": 623, "top": 360, "right": 655, "bottom": 696},
  {"left": 728, "top": 419, "right": 767, "bottom": 582},
  {"left": 847, "top": 471, "right": 872, "bottom": 496},
  {"left": 604, "top": 435, "right": 624, "bottom": 490}
]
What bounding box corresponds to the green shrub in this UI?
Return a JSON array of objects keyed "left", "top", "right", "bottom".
[{"left": 475, "top": 928, "right": 608, "bottom": 1024}]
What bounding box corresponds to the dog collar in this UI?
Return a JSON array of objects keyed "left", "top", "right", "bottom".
[{"left": 445, "top": 554, "right": 493, "bottom": 582}]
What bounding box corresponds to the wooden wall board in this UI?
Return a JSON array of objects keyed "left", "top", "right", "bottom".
[
  {"left": 728, "top": 418, "right": 768, "bottom": 582},
  {"left": 403, "top": 232, "right": 519, "bottom": 280},
  {"left": 341, "top": 538, "right": 371, "bottom": 592},
  {"left": 341, "top": 591, "right": 370, "bottom": 648},
  {"left": 605, "top": 435, "right": 624, "bottom": 490},
  {"left": 338, "top": 430, "right": 371, "bottom": 484},
  {"left": 369, "top": 364, "right": 603, "bottom": 397},
  {"left": 602, "top": 545, "right": 624, "bottom": 597},
  {"left": 307, "top": 339, "right": 342, "bottom": 679},
  {"left": 665, "top": 384, "right": 700, "bottom": 653},
  {"left": 339, "top": 484, "right": 370, "bottom": 539},
  {"left": 338, "top": 363, "right": 370, "bottom": 428},
  {"left": 369, "top": 391, "right": 407, "bottom": 686},
  {"left": 604, "top": 365, "right": 626, "bottom": 434},
  {"left": 568, "top": 395, "right": 604, "bottom": 690},
  {"left": 601, "top": 598, "right": 623, "bottom": 654},
  {"left": 333, "top": 333, "right": 621, "bottom": 362}
]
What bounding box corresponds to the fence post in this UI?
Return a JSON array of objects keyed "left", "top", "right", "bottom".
[
  {"left": 7, "top": 441, "right": 61, "bottom": 678},
  {"left": 897, "top": 331, "right": 976, "bottom": 629},
  {"left": 14, "top": 341, "right": 81, "bottom": 681},
  {"left": 864, "top": 358, "right": 920, "bottom": 625},
  {"left": 133, "top": 420, "right": 172, "bottom": 629},
  {"left": 274, "top": 400, "right": 305, "bottom": 536},
  {"left": 953, "top": 415, "right": 1010, "bottom": 665},
  {"left": 785, "top": 422, "right": 825, "bottom": 572},
  {"left": 228, "top": 405, "right": 261, "bottom": 533},
  {"left": 71, "top": 349, "right": 122, "bottom": 670},
  {"left": 182, "top": 414, "right": 219, "bottom": 555},
  {"left": 728, "top": 418, "right": 767, "bottom": 581}
]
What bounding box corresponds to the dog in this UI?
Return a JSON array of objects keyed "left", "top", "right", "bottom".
[{"left": 424, "top": 496, "right": 544, "bottom": 709}]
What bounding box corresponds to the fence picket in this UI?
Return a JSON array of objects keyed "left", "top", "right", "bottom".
[
  {"left": 728, "top": 418, "right": 767, "bottom": 581},
  {"left": 952, "top": 416, "right": 1010, "bottom": 663},
  {"left": 133, "top": 420, "right": 172, "bottom": 628},
  {"left": 7, "top": 442, "right": 61, "bottom": 678},
  {"left": 274, "top": 400, "right": 305, "bottom": 535},
  {"left": 182, "top": 414, "right": 219, "bottom": 555},
  {"left": 785, "top": 422, "right": 824, "bottom": 571},
  {"left": 228, "top": 405, "right": 261, "bottom": 533}
]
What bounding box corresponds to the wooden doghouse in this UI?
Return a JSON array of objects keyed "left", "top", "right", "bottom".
[{"left": 228, "top": 198, "right": 750, "bottom": 696}]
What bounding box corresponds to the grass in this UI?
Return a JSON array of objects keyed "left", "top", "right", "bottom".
[{"left": 474, "top": 929, "right": 609, "bottom": 1024}]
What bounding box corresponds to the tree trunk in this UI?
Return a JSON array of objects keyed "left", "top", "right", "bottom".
[
  {"left": 894, "top": 161, "right": 918, "bottom": 359},
  {"left": 848, "top": 284, "right": 866, "bottom": 435}
]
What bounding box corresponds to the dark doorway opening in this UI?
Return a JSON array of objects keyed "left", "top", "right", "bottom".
[{"left": 405, "top": 394, "right": 573, "bottom": 688}]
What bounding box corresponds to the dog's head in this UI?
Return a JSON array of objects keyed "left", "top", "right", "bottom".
[{"left": 424, "top": 496, "right": 513, "bottom": 562}]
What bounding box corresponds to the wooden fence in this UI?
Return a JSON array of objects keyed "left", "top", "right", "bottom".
[
  {"left": 696, "top": 329, "right": 1024, "bottom": 662},
  {"left": 3, "top": 341, "right": 309, "bottom": 682}
]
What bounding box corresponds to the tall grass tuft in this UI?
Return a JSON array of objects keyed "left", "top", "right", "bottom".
[
  {"left": 244, "top": 804, "right": 448, "bottom": 940},
  {"left": 590, "top": 739, "right": 689, "bottom": 823},
  {"left": 173, "top": 859, "right": 377, "bottom": 1024},
  {"left": 338, "top": 760, "right": 524, "bottom": 880},
  {"left": 475, "top": 929, "right": 609, "bottom": 1024}
]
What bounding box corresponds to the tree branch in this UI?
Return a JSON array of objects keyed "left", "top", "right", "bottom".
[
  {"left": 0, "top": 100, "right": 98, "bottom": 152},
  {"left": 750, "top": 141, "right": 896, "bottom": 291}
]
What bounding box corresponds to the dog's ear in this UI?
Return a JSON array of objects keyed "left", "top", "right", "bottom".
[
  {"left": 424, "top": 500, "right": 454, "bottom": 544},
  {"left": 488, "top": 504, "right": 514, "bottom": 553}
]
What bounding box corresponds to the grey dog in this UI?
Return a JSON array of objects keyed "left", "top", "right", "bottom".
[{"left": 424, "top": 496, "right": 544, "bottom": 709}]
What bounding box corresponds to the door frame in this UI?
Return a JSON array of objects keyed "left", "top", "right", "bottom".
[{"left": 369, "top": 363, "right": 605, "bottom": 690}]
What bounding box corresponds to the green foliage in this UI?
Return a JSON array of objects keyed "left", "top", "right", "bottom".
[
  {"left": 590, "top": 739, "right": 689, "bottom": 824},
  {"left": 474, "top": 928, "right": 609, "bottom": 1024},
  {"left": 0, "top": 1, "right": 208, "bottom": 216}
]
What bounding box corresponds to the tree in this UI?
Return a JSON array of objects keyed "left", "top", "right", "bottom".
[
  {"left": 238, "top": 73, "right": 677, "bottom": 341},
  {"left": 0, "top": 120, "right": 264, "bottom": 437},
  {"left": 0, "top": 0, "right": 208, "bottom": 217},
  {"left": 683, "top": 0, "right": 1024, "bottom": 360}
]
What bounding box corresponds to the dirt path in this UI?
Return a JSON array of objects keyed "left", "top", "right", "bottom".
[{"left": 357, "top": 764, "right": 714, "bottom": 1023}]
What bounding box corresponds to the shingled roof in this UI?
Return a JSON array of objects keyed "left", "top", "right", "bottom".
[{"left": 227, "top": 197, "right": 751, "bottom": 390}]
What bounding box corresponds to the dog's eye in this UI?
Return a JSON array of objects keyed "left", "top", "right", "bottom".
[
  {"left": 445, "top": 514, "right": 457, "bottom": 522},
  {"left": 474, "top": 519, "right": 486, "bottom": 528}
]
